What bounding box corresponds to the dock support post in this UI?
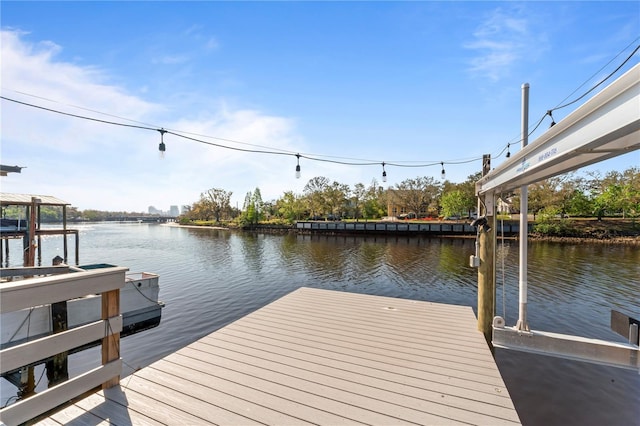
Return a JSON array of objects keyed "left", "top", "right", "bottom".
[
  {"left": 102, "top": 288, "right": 121, "bottom": 388},
  {"left": 477, "top": 194, "right": 496, "bottom": 346},
  {"left": 18, "top": 367, "right": 35, "bottom": 400},
  {"left": 3, "top": 237, "right": 8, "bottom": 267},
  {"left": 477, "top": 155, "right": 496, "bottom": 347},
  {"left": 46, "top": 256, "right": 69, "bottom": 387},
  {"left": 63, "top": 205, "right": 68, "bottom": 263},
  {"left": 75, "top": 232, "right": 80, "bottom": 265}
]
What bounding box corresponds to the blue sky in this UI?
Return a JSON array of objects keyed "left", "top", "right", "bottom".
[{"left": 1, "top": 1, "right": 638, "bottom": 212}]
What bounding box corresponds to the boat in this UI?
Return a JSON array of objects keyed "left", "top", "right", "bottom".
[
  {"left": 0, "top": 264, "right": 164, "bottom": 350},
  {"left": 0, "top": 190, "right": 164, "bottom": 359}
]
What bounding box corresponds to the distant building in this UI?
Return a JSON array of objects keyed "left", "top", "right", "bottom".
[
  {"left": 148, "top": 206, "right": 161, "bottom": 215},
  {"left": 169, "top": 205, "right": 179, "bottom": 217},
  {"left": 386, "top": 189, "right": 429, "bottom": 218}
]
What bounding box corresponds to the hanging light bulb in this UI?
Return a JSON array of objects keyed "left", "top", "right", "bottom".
[
  {"left": 440, "top": 162, "right": 446, "bottom": 180},
  {"left": 382, "top": 162, "right": 387, "bottom": 183},
  {"left": 506, "top": 143, "right": 511, "bottom": 158},
  {"left": 158, "top": 128, "right": 167, "bottom": 159},
  {"left": 295, "top": 154, "right": 301, "bottom": 179}
]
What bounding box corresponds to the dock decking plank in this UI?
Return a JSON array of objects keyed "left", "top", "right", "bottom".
[
  {"left": 73, "top": 387, "right": 173, "bottom": 426},
  {"left": 190, "top": 338, "right": 515, "bottom": 410},
  {"left": 160, "top": 351, "right": 418, "bottom": 425},
  {"left": 183, "top": 341, "right": 519, "bottom": 425},
  {"left": 141, "top": 357, "right": 359, "bottom": 425},
  {"left": 215, "top": 324, "right": 504, "bottom": 386},
  {"left": 248, "top": 306, "right": 490, "bottom": 353},
  {"left": 34, "top": 287, "right": 520, "bottom": 425},
  {"left": 232, "top": 313, "right": 496, "bottom": 369},
  {"left": 199, "top": 331, "right": 512, "bottom": 402},
  {"left": 46, "top": 402, "right": 109, "bottom": 426}
]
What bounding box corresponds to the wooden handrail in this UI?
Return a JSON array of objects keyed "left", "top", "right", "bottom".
[
  {"left": 0, "top": 266, "right": 127, "bottom": 313},
  {"left": 0, "top": 267, "right": 127, "bottom": 426}
]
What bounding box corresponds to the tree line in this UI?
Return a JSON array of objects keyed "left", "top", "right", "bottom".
[
  {"left": 179, "top": 166, "right": 640, "bottom": 225},
  {"left": 4, "top": 167, "right": 635, "bottom": 224},
  {"left": 0, "top": 206, "right": 163, "bottom": 223}
]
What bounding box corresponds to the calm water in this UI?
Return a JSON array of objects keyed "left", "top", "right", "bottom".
[{"left": 2, "top": 223, "right": 639, "bottom": 425}]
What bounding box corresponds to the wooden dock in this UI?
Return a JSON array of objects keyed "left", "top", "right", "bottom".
[{"left": 35, "top": 287, "right": 521, "bottom": 425}]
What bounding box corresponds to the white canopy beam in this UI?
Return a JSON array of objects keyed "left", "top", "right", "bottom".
[{"left": 477, "top": 63, "right": 640, "bottom": 196}]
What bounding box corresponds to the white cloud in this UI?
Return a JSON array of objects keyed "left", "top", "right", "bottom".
[
  {"left": 464, "top": 6, "right": 547, "bottom": 82},
  {"left": 0, "top": 29, "right": 304, "bottom": 211},
  {"left": 153, "top": 54, "right": 190, "bottom": 65},
  {"left": 204, "top": 37, "right": 220, "bottom": 51}
]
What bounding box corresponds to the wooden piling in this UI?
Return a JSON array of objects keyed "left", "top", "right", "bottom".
[
  {"left": 477, "top": 155, "right": 496, "bottom": 346},
  {"left": 101, "top": 288, "right": 120, "bottom": 388},
  {"left": 46, "top": 256, "right": 69, "bottom": 387},
  {"left": 45, "top": 301, "right": 69, "bottom": 387},
  {"left": 477, "top": 208, "right": 496, "bottom": 345}
]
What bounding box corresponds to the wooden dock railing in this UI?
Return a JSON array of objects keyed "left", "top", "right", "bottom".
[{"left": 0, "top": 266, "right": 127, "bottom": 426}]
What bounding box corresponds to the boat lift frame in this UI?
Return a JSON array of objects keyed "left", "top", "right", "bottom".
[{"left": 475, "top": 63, "right": 640, "bottom": 371}]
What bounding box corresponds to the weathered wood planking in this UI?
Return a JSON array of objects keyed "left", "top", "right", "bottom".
[{"left": 37, "top": 287, "right": 521, "bottom": 425}]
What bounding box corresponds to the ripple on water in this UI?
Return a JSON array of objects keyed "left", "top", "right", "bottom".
[{"left": 2, "top": 225, "right": 638, "bottom": 424}]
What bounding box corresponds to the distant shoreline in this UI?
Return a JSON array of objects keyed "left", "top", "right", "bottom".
[
  {"left": 162, "top": 222, "right": 228, "bottom": 230},
  {"left": 163, "top": 221, "right": 640, "bottom": 245}
]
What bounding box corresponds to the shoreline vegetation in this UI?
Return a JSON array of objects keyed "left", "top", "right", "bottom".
[{"left": 167, "top": 218, "right": 640, "bottom": 245}]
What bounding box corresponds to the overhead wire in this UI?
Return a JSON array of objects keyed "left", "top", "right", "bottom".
[
  {"left": 552, "top": 39, "right": 640, "bottom": 111},
  {"left": 497, "top": 41, "right": 639, "bottom": 158},
  {"left": 7, "top": 88, "right": 160, "bottom": 129},
  {"left": 0, "top": 94, "right": 485, "bottom": 170},
  {"left": 2, "top": 40, "right": 637, "bottom": 174}
]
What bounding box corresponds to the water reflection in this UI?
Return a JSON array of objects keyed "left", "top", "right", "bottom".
[{"left": 2, "top": 224, "right": 637, "bottom": 425}]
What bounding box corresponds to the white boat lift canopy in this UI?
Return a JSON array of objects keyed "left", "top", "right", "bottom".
[
  {"left": 476, "top": 63, "right": 639, "bottom": 371},
  {"left": 477, "top": 63, "right": 639, "bottom": 196}
]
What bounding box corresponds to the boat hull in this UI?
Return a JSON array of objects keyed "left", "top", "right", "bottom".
[{"left": 1, "top": 272, "right": 163, "bottom": 349}]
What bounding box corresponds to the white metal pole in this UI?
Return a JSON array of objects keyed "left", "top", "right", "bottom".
[{"left": 516, "top": 83, "right": 530, "bottom": 331}]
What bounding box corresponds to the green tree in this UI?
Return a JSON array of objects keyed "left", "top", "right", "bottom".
[
  {"left": 439, "top": 173, "right": 479, "bottom": 217},
  {"left": 303, "top": 176, "right": 330, "bottom": 217},
  {"left": 277, "top": 191, "right": 306, "bottom": 222},
  {"left": 351, "top": 183, "right": 366, "bottom": 220},
  {"left": 440, "top": 190, "right": 467, "bottom": 218},
  {"left": 241, "top": 188, "right": 264, "bottom": 225},
  {"left": 362, "top": 179, "right": 386, "bottom": 219},
  {"left": 393, "top": 176, "right": 441, "bottom": 218},
  {"left": 82, "top": 209, "right": 102, "bottom": 221},
  {"left": 202, "top": 188, "right": 232, "bottom": 222},
  {"left": 565, "top": 189, "right": 592, "bottom": 217},
  {"left": 325, "top": 181, "right": 350, "bottom": 217}
]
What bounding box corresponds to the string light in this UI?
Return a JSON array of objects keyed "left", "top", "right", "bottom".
[
  {"left": 5, "top": 40, "right": 638, "bottom": 178},
  {"left": 158, "top": 128, "right": 167, "bottom": 158}
]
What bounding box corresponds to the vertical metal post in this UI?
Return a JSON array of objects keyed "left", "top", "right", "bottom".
[
  {"left": 37, "top": 205, "right": 42, "bottom": 266},
  {"left": 516, "top": 83, "right": 530, "bottom": 332},
  {"left": 75, "top": 232, "right": 80, "bottom": 265},
  {"left": 3, "top": 237, "right": 9, "bottom": 267},
  {"left": 63, "top": 205, "right": 68, "bottom": 263},
  {"left": 25, "top": 199, "right": 38, "bottom": 267}
]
